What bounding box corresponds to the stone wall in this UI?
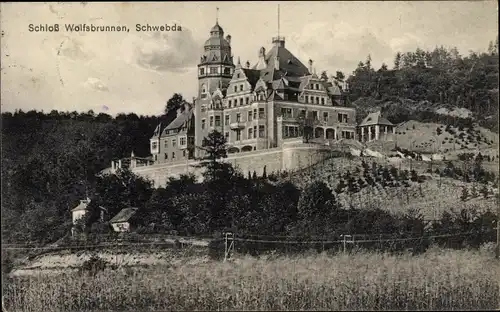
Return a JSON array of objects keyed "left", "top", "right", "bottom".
[{"left": 131, "top": 141, "right": 335, "bottom": 188}]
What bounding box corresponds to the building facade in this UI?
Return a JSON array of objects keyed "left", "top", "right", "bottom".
[{"left": 150, "top": 21, "right": 356, "bottom": 161}]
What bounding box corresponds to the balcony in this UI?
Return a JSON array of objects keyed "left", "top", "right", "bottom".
[{"left": 230, "top": 122, "right": 245, "bottom": 130}]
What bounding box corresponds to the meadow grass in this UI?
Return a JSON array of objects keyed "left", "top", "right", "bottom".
[{"left": 3, "top": 247, "right": 499, "bottom": 311}]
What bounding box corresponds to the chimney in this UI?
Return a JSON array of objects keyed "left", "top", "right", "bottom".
[
  {"left": 245, "top": 61, "right": 250, "bottom": 68},
  {"left": 308, "top": 59, "right": 313, "bottom": 74},
  {"left": 226, "top": 34, "right": 231, "bottom": 45},
  {"left": 255, "top": 47, "right": 267, "bottom": 70}
]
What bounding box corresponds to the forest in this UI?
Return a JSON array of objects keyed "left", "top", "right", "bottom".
[{"left": 1, "top": 41, "right": 498, "bottom": 245}]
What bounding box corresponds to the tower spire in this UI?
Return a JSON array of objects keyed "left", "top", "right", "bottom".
[
  {"left": 277, "top": 4, "right": 280, "bottom": 38},
  {"left": 216, "top": 7, "right": 219, "bottom": 24}
]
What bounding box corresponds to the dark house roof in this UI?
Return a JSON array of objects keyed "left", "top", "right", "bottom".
[
  {"left": 252, "top": 45, "right": 310, "bottom": 82},
  {"left": 162, "top": 108, "right": 194, "bottom": 133},
  {"left": 110, "top": 207, "right": 138, "bottom": 223},
  {"left": 359, "top": 111, "right": 394, "bottom": 127}
]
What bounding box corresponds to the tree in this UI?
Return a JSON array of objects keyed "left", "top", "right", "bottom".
[
  {"left": 320, "top": 71, "right": 329, "bottom": 81},
  {"left": 394, "top": 52, "right": 402, "bottom": 70},
  {"left": 262, "top": 166, "right": 267, "bottom": 179},
  {"left": 335, "top": 71, "right": 345, "bottom": 82},
  {"left": 164, "top": 93, "right": 186, "bottom": 115},
  {"left": 196, "top": 130, "right": 229, "bottom": 182},
  {"left": 460, "top": 187, "right": 469, "bottom": 201},
  {"left": 93, "top": 168, "right": 153, "bottom": 220},
  {"left": 297, "top": 181, "right": 338, "bottom": 223}
]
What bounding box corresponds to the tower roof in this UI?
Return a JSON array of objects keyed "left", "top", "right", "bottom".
[{"left": 210, "top": 23, "right": 224, "bottom": 34}]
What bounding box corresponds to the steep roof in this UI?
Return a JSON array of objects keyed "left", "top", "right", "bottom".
[
  {"left": 241, "top": 68, "right": 261, "bottom": 89},
  {"left": 110, "top": 207, "right": 138, "bottom": 223},
  {"left": 252, "top": 45, "right": 310, "bottom": 82},
  {"left": 359, "top": 111, "right": 394, "bottom": 127},
  {"left": 72, "top": 198, "right": 91, "bottom": 212},
  {"left": 151, "top": 122, "right": 162, "bottom": 139},
  {"left": 163, "top": 108, "right": 193, "bottom": 132}
]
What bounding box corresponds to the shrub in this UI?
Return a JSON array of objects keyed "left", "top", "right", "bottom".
[
  {"left": 81, "top": 254, "right": 109, "bottom": 275},
  {"left": 460, "top": 187, "right": 469, "bottom": 202}
]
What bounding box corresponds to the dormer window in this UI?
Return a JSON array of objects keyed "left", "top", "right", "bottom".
[
  {"left": 237, "top": 73, "right": 240, "bottom": 79},
  {"left": 224, "top": 68, "right": 231, "bottom": 75}
]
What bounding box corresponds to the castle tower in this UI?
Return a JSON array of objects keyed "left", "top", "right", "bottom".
[{"left": 195, "top": 11, "right": 235, "bottom": 157}]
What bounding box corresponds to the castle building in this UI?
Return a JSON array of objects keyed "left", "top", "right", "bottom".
[{"left": 150, "top": 19, "right": 357, "bottom": 163}]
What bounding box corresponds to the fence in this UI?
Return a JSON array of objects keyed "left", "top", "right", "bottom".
[{"left": 2, "top": 229, "right": 496, "bottom": 260}]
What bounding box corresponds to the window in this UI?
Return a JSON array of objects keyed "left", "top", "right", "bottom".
[
  {"left": 236, "top": 113, "right": 241, "bottom": 122},
  {"left": 253, "top": 109, "right": 257, "bottom": 119},
  {"left": 240, "top": 84, "right": 243, "bottom": 91},
  {"left": 236, "top": 130, "right": 241, "bottom": 140},
  {"left": 172, "top": 152, "right": 175, "bottom": 159},
  {"left": 300, "top": 109, "right": 306, "bottom": 117},
  {"left": 305, "top": 95, "right": 309, "bottom": 103},
  {"left": 259, "top": 108, "right": 265, "bottom": 119},
  {"left": 321, "top": 98, "right": 325, "bottom": 105},
  {"left": 283, "top": 126, "right": 299, "bottom": 138},
  {"left": 237, "top": 73, "right": 240, "bottom": 79},
  {"left": 248, "top": 111, "right": 252, "bottom": 121},
  {"left": 248, "top": 127, "right": 253, "bottom": 139},
  {"left": 239, "top": 98, "right": 243, "bottom": 106},
  {"left": 234, "top": 86, "right": 237, "bottom": 92},
  {"left": 224, "top": 67, "right": 231, "bottom": 75},
  {"left": 154, "top": 155, "right": 157, "bottom": 161},
  {"left": 201, "top": 119, "right": 206, "bottom": 129},
  {"left": 165, "top": 153, "right": 168, "bottom": 160},
  {"left": 316, "top": 97, "right": 320, "bottom": 104},
  {"left": 245, "top": 97, "right": 249, "bottom": 105},
  {"left": 323, "top": 112, "right": 329, "bottom": 122},
  {"left": 281, "top": 107, "right": 292, "bottom": 118},
  {"left": 164, "top": 140, "right": 168, "bottom": 148},
  {"left": 210, "top": 67, "right": 217, "bottom": 74},
  {"left": 215, "top": 115, "right": 221, "bottom": 127},
  {"left": 180, "top": 137, "right": 187, "bottom": 146},
  {"left": 254, "top": 125, "right": 257, "bottom": 135},
  {"left": 183, "top": 150, "right": 186, "bottom": 157},
  {"left": 338, "top": 113, "right": 348, "bottom": 123},
  {"left": 316, "top": 84, "right": 319, "bottom": 90},
  {"left": 225, "top": 132, "right": 229, "bottom": 140},
  {"left": 225, "top": 115, "right": 230, "bottom": 125},
  {"left": 151, "top": 142, "right": 158, "bottom": 150},
  {"left": 199, "top": 68, "right": 205, "bottom": 76},
  {"left": 312, "top": 111, "right": 318, "bottom": 120},
  {"left": 209, "top": 116, "right": 214, "bottom": 127},
  {"left": 172, "top": 139, "right": 177, "bottom": 148},
  {"left": 228, "top": 100, "right": 232, "bottom": 107},
  {"left": 259, "top": 125, "right": 265, "bottom": 138}
]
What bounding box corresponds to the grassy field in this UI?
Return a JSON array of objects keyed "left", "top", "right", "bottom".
[{"left": 3, "top": 248, "right": 499, "bottom": 311}]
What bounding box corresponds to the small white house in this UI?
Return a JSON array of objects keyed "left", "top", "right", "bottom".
[
  {"left": 110, "top": 207, "right": 139, "bottom": 232},
  {"left": 71, "top": 198, "right": 91, "bottom": 225}
]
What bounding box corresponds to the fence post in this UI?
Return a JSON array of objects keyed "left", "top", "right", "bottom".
[
  {"left": 341, "top": 234, "right": 353, "bottom": 253},
  {"left": 224, "top": 232, "right": 234, "bottom": 262}
]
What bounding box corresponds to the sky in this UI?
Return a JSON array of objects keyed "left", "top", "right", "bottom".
[{"left": 1, "top": 1, "right": 498, "bottom": 116}]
